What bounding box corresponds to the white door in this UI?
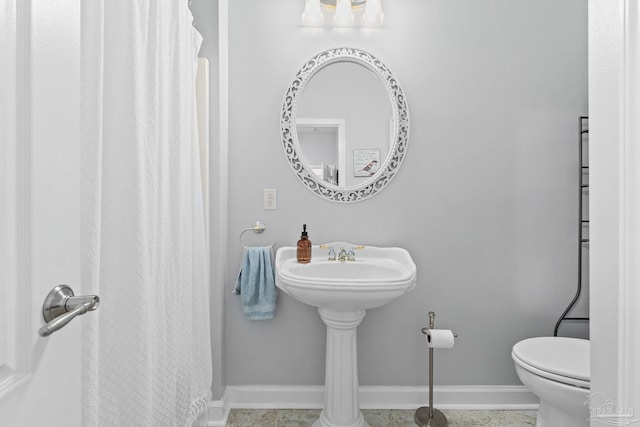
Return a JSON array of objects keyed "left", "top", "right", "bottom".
[{"left": 0, "top": 1, "right": 84, "bottom": 425}]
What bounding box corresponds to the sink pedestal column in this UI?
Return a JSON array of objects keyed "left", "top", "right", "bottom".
[{"left": 314, "top": 308, "right": 369, "bottom": 427}]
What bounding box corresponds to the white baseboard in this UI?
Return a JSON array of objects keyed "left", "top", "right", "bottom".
[{"left": 223, "top": 385, "right": 538, "bottom": 411}]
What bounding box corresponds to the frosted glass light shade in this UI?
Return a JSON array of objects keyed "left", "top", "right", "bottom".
[
  {"left": 302, "top": 0, "right": 324, "bottom": 26},
  {"left": 333, "top": 0, "right": 355, "bottom": 27},
  {"left": 362, "top": 0, "right": 384, "bottom": 26}
]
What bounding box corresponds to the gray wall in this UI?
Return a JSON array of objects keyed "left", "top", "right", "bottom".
[{"left": 218, "top": 0, "right": 587, "bottom": 388}]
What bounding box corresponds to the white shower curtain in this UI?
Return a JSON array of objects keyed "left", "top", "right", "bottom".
[{"left": 81, "top": 1, "right": 212, "bottom": 426}]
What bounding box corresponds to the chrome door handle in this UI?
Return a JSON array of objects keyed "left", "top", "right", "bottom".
[{"left": 38, "top": 284, "right": 99, "bottom": 337}]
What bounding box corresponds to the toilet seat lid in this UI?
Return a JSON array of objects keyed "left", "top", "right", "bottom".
[{"left": 512, "top": 337, "right": 589, "bottom": 383}]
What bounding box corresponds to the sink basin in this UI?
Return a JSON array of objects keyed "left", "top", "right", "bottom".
[
  {"left": 275, "top": 243, "right": 417, "bottom": 311},
  {"left": 275, "top": 243, "right": 417, "bottom": 427}
]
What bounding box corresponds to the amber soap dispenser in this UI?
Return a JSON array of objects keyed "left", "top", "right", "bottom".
[{"left": 297, "top": 224, "right": 311, "bottom": 263}]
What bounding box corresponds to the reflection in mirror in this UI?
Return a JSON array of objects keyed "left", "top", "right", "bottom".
[
  {"left": 296, "top": 62, "right": 392, "bottom": 188},
  {"left": 296, "top": 118, "right": 346, "bottom": 186},
  {"left": 281, "top": 47, "right": 409, "bottom": 203}
]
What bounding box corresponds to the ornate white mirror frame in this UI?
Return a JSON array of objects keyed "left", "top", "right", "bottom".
[{"left": 280, "top": 47, "right": 410, "bottom": 203}]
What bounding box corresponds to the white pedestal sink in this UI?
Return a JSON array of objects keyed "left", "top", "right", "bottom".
[{"left": 275, "top": 243, "right": 417, "bottom": 427}]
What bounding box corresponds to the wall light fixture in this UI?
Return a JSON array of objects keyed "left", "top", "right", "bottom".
[
  {"left": 362, "top": 0, "right": 384, "bottom": 27},
  {"left": 302, "top": 0, "right": 324, "bottom": 27},
  {"left": 334, "top": 0, "right": 355, "bottom": 27},
  {"left": 302, "top": 0, "right": 384, "bottom": 27}
]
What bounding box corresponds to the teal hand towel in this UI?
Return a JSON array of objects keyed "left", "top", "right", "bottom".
[{"left": 235, "top": 247, "right": 276, "bottom": 320}]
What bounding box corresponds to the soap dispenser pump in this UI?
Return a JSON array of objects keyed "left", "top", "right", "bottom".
[{"left": 297, "top": 224, "right": 311, "bottom": 263}]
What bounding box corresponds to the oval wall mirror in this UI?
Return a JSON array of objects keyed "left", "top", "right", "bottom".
[{"left": 281, "top": 47, "right": 410, "bottom": 203}]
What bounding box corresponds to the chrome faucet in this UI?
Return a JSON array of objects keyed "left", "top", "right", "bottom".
[
  {"left": 319, "top": 244, "right": 364, "bottom": 261},
  {"left": 320, "top": 244, "right": 337, "bottom": 260}
]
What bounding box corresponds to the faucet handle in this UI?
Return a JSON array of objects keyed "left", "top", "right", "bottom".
[
  {"left": 347, "top": 245, "right": 364, "bottom": 261},
  {"left": 319, "top": 244, "right": 337, "bottom": 261}
]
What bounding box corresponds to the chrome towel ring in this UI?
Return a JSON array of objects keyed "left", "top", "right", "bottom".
[{"left": 239, "top": 221, "right": 276, "bottom": 248}]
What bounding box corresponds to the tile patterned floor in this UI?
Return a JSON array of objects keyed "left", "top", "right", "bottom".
[{"left": 226, "top": 409, "right": 537, "bottom": 427}]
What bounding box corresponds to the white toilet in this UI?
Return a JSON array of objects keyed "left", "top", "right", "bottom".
[{"left": 512, "top": 336, "right": 590, "bottom": 427}]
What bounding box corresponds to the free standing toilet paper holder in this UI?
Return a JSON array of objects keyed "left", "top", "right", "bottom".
[{"left": 415, "top": 311, "right": 457, "bottom": 427}]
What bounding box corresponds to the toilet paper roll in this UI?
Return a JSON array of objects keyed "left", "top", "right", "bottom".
[{"left": 425, "top": 329, "right": 455, "bottom": 349}]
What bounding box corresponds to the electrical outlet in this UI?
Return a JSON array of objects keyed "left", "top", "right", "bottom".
[{"left": 264, "top": 189, "right": 277, "bottom": 210}]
